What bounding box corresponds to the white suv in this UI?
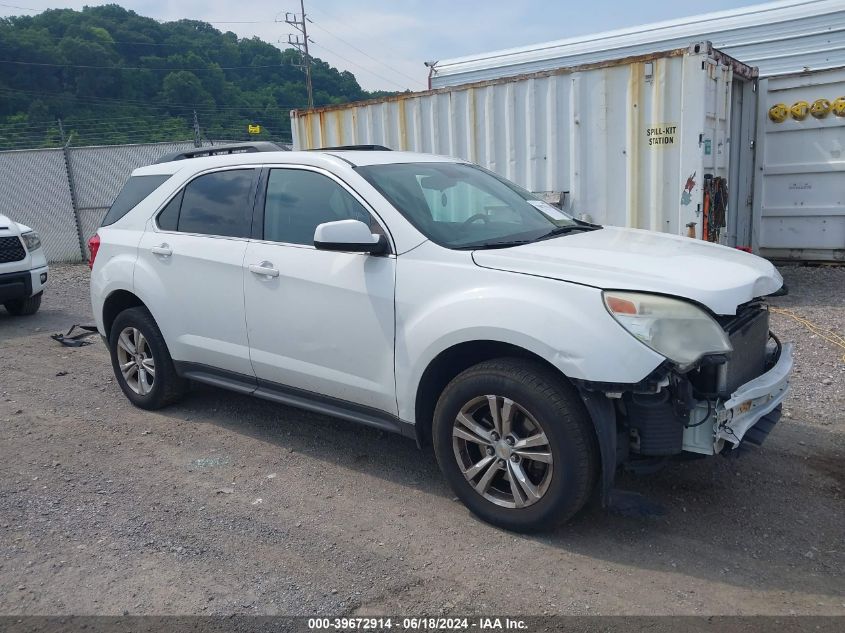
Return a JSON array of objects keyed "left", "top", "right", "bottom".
[
  {"left": 89, "top": 144, "right": 793, "bottom": 532},
  {"left": 0, "top": 213, "right": 48, "bottom": 316}
]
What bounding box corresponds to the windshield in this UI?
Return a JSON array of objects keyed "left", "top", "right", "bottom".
[{"left": 356, "top": 162, "right": 593, "bottom": 249}]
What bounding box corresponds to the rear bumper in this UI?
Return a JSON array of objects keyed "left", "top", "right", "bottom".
[{"left": 716, "top": 342, "right": 793, "bottom": 448}]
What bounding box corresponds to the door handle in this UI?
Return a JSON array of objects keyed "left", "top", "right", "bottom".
[
  {"left": 151, "top": 244, "right": 172, "bottom": 257},
  {"left": 249, "top": 262, "right": 280, "bottom": 278}
]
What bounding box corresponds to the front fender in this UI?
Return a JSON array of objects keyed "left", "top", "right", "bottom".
[{"left": 394, "top": 245, "right": 664, "bottom": 423}]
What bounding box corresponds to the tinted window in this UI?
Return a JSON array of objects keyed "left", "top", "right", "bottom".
[
  {"left": 178, "top": 169, "right": 256, "bottom": 238},
  {"left": 263, "top": 169, "right": 374, "bottom": 245},
  {"left": 156, "top": 190, "right": 182, "bottom": 231},
  {"left": 102, "top": 175, "right": 171, "bottom": 226}
]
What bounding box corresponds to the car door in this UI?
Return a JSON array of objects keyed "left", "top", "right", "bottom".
[
  {"left": 135, "top": 167, "right": 259, "bottom": 377},
  {"left": 243, "top": 165, "right": 397, "bottom": 415}
]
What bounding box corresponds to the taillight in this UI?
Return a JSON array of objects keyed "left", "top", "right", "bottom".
[{"left": 87, "top": 233, "right": 101, "bottom": 270}]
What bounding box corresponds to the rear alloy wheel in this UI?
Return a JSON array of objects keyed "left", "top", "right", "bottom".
[
  {"left": 109, "top": 307, "right": 186, "bottom": 410},
  {"left": 115, "top": 326, "right": 156, "bottom": 396},
  {"left": 433, "top": 358, "right": 597, "bottom": 532}
]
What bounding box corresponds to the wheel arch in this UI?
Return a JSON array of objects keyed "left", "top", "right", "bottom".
[
  {"left": 413, "top": 340, "right": 570, "bottom": 449},
  {"left": 101, "top": 289, "right": 147, "bottom": 339},
  {"left": 413, "top": 339, "right": 618, "bottom": 506}
]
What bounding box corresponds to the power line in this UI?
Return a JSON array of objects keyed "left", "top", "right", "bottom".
[
  {"left": 0, "top": 4, "right": 275, "bottom": 23},
  {"left": 0, "top": 32, "right": 231, "bottom": 48},
  {"left": 0, "top": 8, "right": 414, "bottom": 93},
  {"left": 2, "top": 20, "right": 415, "bottom": 92},
  {"left": 308, "top": 20, "right": 421, "bottom": 86},
  {"left": 0, "top": 2, "right": 38, "bottom": 11},
  {"left": 306, "top": 4, "right": 411, "bottom": 66},
  {"left": 309, "top": 41, "right": 409, "bottom": 91},
  {"left": 0, "top": 113, "right": 293, "bottom": 134},
  {"left": 0, "top": 105, "right": 299, "bottom": 127},
  {"left": 0, "top": 58, "right": 288, "bottom": 71},
  {"left": 0, "top": 87, "right": 307, "bottom": 110},
  {"left": 1, "top": 116, "right": 193, "bottom": 130}
]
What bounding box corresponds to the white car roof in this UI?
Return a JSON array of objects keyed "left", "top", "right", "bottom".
[{"left": 133, "top": 150, "right": 463, "bottom": 177}]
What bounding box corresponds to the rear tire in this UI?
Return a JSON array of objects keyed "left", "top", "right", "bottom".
[
  {"left": 433, "top": 357, "right": 597, "bottom": 532},
  {"left": 4, "top": 292, "right": 42, "bottom": 316},
  {"left": 109, "top": 307, "right": 186, "bottom": 410}
]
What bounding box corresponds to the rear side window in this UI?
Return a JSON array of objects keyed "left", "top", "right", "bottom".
[
  {"left": 102, "top": 175, "right": 171, "bottom": 226},
  {"left": 175, "top": 169, "right": 256, "bottom": 238}
]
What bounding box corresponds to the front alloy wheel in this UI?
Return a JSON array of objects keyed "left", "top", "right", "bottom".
[
  {"left": 115, "top": 327, "right": 156, "bottom": 395},
  {"left": 433, "top": 358, "right": 598, "bottom": 532},
  {"left": 453, "top": 395, "right": 553, "bottom": 508}
]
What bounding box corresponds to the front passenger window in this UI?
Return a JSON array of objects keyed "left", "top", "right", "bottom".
[{"left": 263, "top": 169, "right": 375, "bottom": 245}]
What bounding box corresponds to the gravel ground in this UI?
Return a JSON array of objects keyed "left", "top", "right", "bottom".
[
  {"left": 768, "top": 266, "right": 845, "bottom": 426},
  {"left": 0, "top": 263, "right": 842, "bottom": 617}
]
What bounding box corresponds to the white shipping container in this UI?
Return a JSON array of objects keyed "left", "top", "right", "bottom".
[
  {"left": 429, "top": 0, "right": 845, "bottom": 86},
  {"left": 292, "top": 42, "right": 756, "bottom": 242},
  {"left": 753, "top": 66, "right": 845, "bottom": 261}
]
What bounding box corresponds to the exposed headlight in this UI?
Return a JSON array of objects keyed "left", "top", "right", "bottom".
[
  {"left": 21, "top": 230, "right": 42, "bottom": 251},
  {"left": 603, "top": 291, "right": 732, "bottom": 369}
]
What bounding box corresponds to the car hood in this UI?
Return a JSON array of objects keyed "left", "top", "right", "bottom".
[
  {"left": 471, "top": 226, "right": 782, "bottom": 315},
  {"left": 0, "top": 214, "right": 26, "bottom": 235}
]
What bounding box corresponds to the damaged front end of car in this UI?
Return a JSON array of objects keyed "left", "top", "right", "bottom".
[{"left": 574, "top": 294, "right": 793, "bottom": 505}]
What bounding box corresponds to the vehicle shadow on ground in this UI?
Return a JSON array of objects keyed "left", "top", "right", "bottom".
[{"left": 163, "top": 382, "right": 844, "bottom": 600}]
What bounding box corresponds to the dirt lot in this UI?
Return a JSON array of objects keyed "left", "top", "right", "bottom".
[{"left": 1, "top": 264, "right": 843, "bottom": 616}]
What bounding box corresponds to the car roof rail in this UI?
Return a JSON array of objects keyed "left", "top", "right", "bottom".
[
  {"left": 313, "top": 144, "right": 392, "bottom": 151},
  {"left": 155, "top": 141, "right": 289, "bottom": 164}
]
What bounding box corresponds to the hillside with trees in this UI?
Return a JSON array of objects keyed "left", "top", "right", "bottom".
[{"left": 0, "top": 4, "right": 395, "bottom": 150}]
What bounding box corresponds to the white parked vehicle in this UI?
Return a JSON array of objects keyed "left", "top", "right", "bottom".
[
  {"left": 89, "top": 144, "right": 792, "bottom": 532},
  {"left": 0, "top": 213, "right": 48, "bottom": 316}
]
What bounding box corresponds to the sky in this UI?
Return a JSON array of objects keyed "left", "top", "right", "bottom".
[{"left": 1, "top": 0, "right": 772, "bottom": 91}]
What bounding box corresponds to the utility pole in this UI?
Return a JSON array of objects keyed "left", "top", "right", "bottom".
[
  {"left": 283, "top": 0, "right": 314, "bottom": 109},
  {"left": 192, "top": 110, "right": 202, "bottom": 147}
]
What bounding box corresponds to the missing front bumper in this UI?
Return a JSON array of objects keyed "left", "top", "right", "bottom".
[{"left": 715, "top": 342, "right": 793, "bottom": 449}]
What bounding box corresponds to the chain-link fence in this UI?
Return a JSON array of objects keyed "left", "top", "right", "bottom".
[
  {"left": 0, "top": 148, "right": 77, "bottom": 262},
  {"left": 0, "top": 140, "right": 204, "bottom": 262}
]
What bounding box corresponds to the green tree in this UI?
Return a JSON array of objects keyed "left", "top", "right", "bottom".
[
  {"left": 159, "top": 71, "right": 214, "bottom": 108},
  {"left": 0, "top": 3, "right": 400, "bottom": 149}
]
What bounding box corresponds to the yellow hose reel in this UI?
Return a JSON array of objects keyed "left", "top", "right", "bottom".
[
  {"left": 790, "top": 101, "right": 810, "bottom": 121},
  {"left": 811, "top": 98, "right": 831, "bottom": 118},
  {"left": 768, "top": 103, "right": 789, "bottom": 123},
  {"left": 769, "top": 97, "right": 845, "bottom": 122}
]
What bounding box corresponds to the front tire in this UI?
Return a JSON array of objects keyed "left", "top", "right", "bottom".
[
  {"left": 433, "top": 358, "right": 597, "bottom": 532},
  {"left": 4, "top": 292, "right": 42, "bottom": 316},
  {"left": 109, "top": 307, "right": 186, "bottom": 410}
]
